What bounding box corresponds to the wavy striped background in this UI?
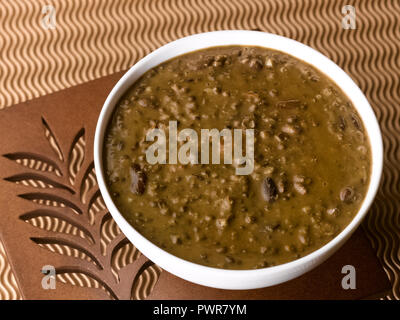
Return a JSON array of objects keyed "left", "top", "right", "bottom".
[
  {"left": 0, "top": 241, "right": 22, "bottom": 299},
  {"left": 0, "top": 0, "right": 399, "bottom": 299}
]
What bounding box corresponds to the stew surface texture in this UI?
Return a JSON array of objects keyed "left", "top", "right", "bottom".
[{"left": 104, "top": 46, "right": 371, "bottom": 269}]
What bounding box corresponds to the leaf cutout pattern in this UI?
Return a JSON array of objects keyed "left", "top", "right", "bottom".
[
  {"left": 57, "top": 272, "right": 102, "bottom": 289},
  {"left": 3, "top": 153, "right": 62, "bottom": 177},
  {"left": 80, "top": 163, "right": 97, "bottom": 204},
  {"left": 31, "top": 238, "right": 102, "bottom": 269},
  {"left": 5, "top": 118, "right": 162, "bottom": 299},
  {"left": 100, "top": 214, "right": 122, "bottom": 255},
  {"left": 111, "top": 238, "right": 140, "bottom": 281},
  {"left": 56, "top": 269, "right": 116, "bottom": 299},
  {"left": 131, "top": 261, "right": 162, "bottom": 300},
  {"left": 68, "top": 128, "right": 85, "bottom": 186},
  {"left": 112, "top": 241, "right": 140, "bottom": 270},
  {"left": 5, "top": 173, "right": 74, "bottom": 194},
  {"left": 20, "top": 210, "right": 94, "bottom": 244},
  {"left": 88, "top": 190, "right": 107, "bottom": 225},
  {"left": 42, "top": 117, "right": 64, "bottom": 162},
  {"left": 19, "top": 193, "right": 82, "bottom": 215}
]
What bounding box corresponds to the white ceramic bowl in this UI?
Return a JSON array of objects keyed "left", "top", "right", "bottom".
[{"left": 94, "top": 31, "right": 383, "bottom": 290}]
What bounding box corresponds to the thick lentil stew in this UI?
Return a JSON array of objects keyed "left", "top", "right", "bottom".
[{"left": 104, "top": 46, "right": 371, "bottom": 269}]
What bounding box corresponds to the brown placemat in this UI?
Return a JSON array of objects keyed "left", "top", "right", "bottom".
[
  {"left": 0, "top": 0, "right": 399, "bottom": 299},
  {"left": 0, "top": 72, "right": 391, "bottom": 300}
]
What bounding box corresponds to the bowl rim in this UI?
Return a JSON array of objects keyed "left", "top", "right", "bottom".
[{"left": 94, "top": 30, "right": 383, "bottom": 289}]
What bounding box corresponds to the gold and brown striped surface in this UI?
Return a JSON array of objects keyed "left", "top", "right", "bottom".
[
  {"left": 0, "top": 240, "right": 22, "bottom": 300},
  {"left": 0, "top": 0, "right": 399, "bottom": 299}
]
